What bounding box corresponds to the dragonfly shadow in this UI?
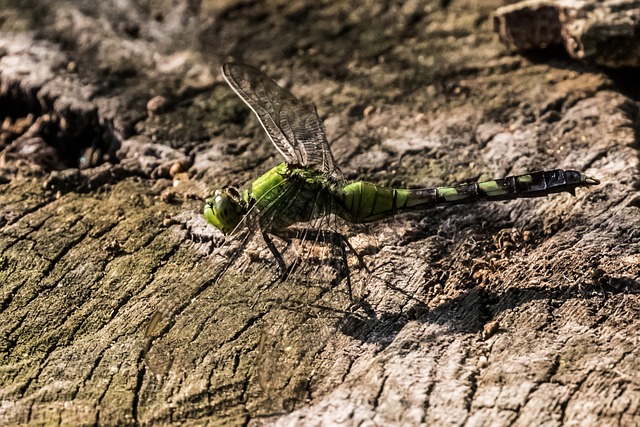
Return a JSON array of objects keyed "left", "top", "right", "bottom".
[{"left": 336, "top": 273, "right": 639, "bottom": 349}]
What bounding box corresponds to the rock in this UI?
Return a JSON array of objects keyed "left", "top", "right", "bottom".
[{"left": 492, "top": 0, "right": 640, "bottom": 67}]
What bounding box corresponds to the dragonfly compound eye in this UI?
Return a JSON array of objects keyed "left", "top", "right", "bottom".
[{"left": 204, "top": 190, "right": 244, "bottom": 235}]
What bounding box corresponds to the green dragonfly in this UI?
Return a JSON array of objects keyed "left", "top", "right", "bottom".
[
  {"left": 145, "top": 64, "right": 599, "bottom": 413},
  {"left": 204, "top": 63, "right": 599, "bottom": 279}
]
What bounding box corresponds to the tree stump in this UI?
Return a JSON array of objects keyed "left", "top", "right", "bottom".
[{"left": 1, "top": 1, "right": 639, "bottom": 426}]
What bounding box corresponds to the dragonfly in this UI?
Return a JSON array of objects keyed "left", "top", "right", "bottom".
[
  {"left": 204, "top": 63, "right": 600, "bottom": 280},
  {"left": 144, "top": 63, "right": 599, "bottom": 415}
]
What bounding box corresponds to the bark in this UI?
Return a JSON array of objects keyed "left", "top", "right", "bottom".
[
  {"left": 493, "top": 0, "right": 640, "bottom": 67},
  {"left": 1, "top": 1, "right": 639, "bottom": 426}
]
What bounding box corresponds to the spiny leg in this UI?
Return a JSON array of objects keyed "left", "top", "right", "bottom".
[
  {"left": 325, "top": 192, "right": 368, "bottom": 300},
  {"left": 341, "top": 232, "right": 370, "bottom": 274},
  {"left": 317, "top": 209, "right": 358, "bottom": 301},
  {"left": 262, "top": 230, "right": 288, "bottom": 282},
  {"left": 247, "top": 179, "right": 306, "bottom": 282},
  {"left": 268, "top": 186, "right": 334, "bottom": 284},
  {"left": 335, "top": 232, "right": 354, "bottom": 300}
]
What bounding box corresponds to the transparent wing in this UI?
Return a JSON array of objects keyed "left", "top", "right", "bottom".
[
  {"left": 143, "top": 182, "right": 373, "bottom": 416},
  {"left": 222, "top": 63, "right": 342, "bottom": 178}
]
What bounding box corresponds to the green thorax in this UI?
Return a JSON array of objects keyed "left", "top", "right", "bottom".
[{"left": 249, "top": 163, "right": 338, "bottom": 231}]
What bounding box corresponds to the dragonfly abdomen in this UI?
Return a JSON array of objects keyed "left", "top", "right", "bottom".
[
  {"left": 339, "top": 169, "right": 599, "bottom": 223},
  {"left": 339, "top": 181, "right": 435, "bottom": 223},
  {"left": 433, "top": 169, "right": 599, "bottom": 203}
]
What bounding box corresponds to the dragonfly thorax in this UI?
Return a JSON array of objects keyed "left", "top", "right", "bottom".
[{"left": 204, "top": 187, "right": 247, "bottom": 235}]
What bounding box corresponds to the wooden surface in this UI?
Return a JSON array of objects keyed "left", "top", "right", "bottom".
[
  {"left": 493, "top": 0, "right": 640, "bottom": 67},
  {"left": 1, "top": 1, "right": 639, "bottom": 426}
]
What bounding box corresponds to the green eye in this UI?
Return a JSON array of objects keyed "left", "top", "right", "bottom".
[{"left": 204, "top": 190, "right": 244, "bottom": 235}]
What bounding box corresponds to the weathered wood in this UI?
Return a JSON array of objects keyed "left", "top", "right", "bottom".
[
  {"left": 1, "top": 1, "right": 639, "bottom": 426},
  {"left": 561, "top": 0, "right": 640, "bottom": 67},
  {"left": 493, "top": 0, "right": 640, "bottom": 67}
]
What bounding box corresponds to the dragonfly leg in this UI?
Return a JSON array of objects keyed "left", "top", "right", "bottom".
[
  {"left": 341, "top": 235, "right": 370, "bottom": 274},
  {"left": 332, "top": 233, "right": 360, "bottom": 300},
  {"left": 262, "top": 230, "right": 288, "bottom": 281}
]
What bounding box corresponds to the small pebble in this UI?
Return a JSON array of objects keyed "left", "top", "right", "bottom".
[
  {"left": 482, "top": 320, "right": 500, "bottom": 340},
  {"left": 477, "top": 356, "right": 488, "bottom": 369},
  {"left": 147, "top": 96, "right": 170, "bottom": 115}
]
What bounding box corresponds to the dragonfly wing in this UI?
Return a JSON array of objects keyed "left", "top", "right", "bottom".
[
  {"left": 144, "top": 178, "right": 366, "bottom": 413},
  {"left": 222, "top": 63, "right": 342, "bottom": 178},
  {"left": 143, "top": 223, "right": 357, "bottom": 414}
]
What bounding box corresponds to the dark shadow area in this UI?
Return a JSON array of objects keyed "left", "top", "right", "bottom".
[
  {"left": 0, "top": 80, "right": 119, "bottom": 170},
  {"left": 519, "top": 45, "right": 581, "bottom": 67},
  {"left": 339, "top": 274, "right": 640, "bottom": 347},
  {"left": 605, "top": 67, "right": 640, "bottom": 102}
]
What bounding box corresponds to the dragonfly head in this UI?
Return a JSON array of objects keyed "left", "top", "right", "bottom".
[{"left": 204, "top": 187, "right": 246, "bottom": 235}]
